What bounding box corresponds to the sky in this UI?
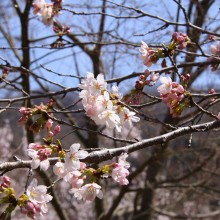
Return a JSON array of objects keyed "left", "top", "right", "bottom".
[{"left": 0, "top": 0, "right": 220, "bottom": 99}]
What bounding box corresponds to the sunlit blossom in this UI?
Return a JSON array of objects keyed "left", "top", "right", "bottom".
[{"left": 64, "top": 143, "right": 88, "bottom": 171}]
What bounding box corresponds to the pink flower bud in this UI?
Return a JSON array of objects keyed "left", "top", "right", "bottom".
[
  {"left": 186, "top": 73, "right": 190, "bottom": 80},
  {"left": 26, "top": 201, "right": 36, "bottom": 213},
  {"left": 209, "top": 89, "right": 216, "bottom": 94},
  {"left": 48, "top": 131, "right": 54, "bottom": 137},
  {"left": 53, "top": 125, "right": 61, "bottom": 135},
  {"left": 33, "top": 203, "right": 41, "bottom": 213},
  {"left": 172, "top": 32, "right": 178, "bottom": 40},
  {"left": 80, "top": 162, "right": 87, "bottom": 170},
  {"left": 144, "top": 69, "right": 150, "bottom": 77},
  {"left": 20, "top": 207, "right": 28, "bottom": 214},
  {"left": 208, "top": 35, "right": 215, "bottom": 41},
  {"left": 145, "top": 80, "right": 150, "bottom": 85},
  {"left": 139, "top": 74, "right": 145, "bottom": 80},
  {"left": 3, "top": 176, "right": 10, "bottom": 184},
  {"left": 19, "top": 107, "right": 29, "bottom": 114},
  {"left": 1, "top": 182, "right": 8, "bottom": 188},
  {"left": 46, "top": 119, "right": 53, "bottom": 129},
  {"left": 177, "top": 36, "right": 184, "bottom": 44}
]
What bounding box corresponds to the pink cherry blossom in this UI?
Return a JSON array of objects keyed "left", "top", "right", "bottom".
[
  {"left": 26, "top": 178, "right": 53, "bottom": 205},
  {"left": 65, "top": 170, "right": 84, "bottom": 189},
  {"left": 24, "top": 178, "right": 52, "bottom": 218},
  {"left": 79, "top": 72, "right": 140, "bottom": 132},
  {"left": 139, "top": 41, "right": 158, "bottom": 66},
  {"left": 0, "top": 176, "right": 11, "bottom": 190},
  {"left": 158, "top": 78, "right": 187, "bottom": 117},
  {"left": 20, "top": 200, "right": 41, "bottom": 219},
  {"left": 111, "top": 166, "right": 129, "bottom": 185},
  {"left": 111, "top": 153, "right": 130, "bottom": 185},
  {"left": 27, "top": 143, "right": 52, "bottom": 171},
  {"left": 79, "top": 72, "right": 107, "bottom": 95},
  {"left": 53, "top": 161, "right": 67, "bottom": 178},
  {"left": 33, "top": 0, "right": 53, "bottom": 25},
  {"left": 80, "top": 183, "right": 103, "bottom": 201},
  {"left": 120, "top": 107, "right": 140, "bottom": 127},
  {"left": 157, "top": 76, "right": 173, "bottom": 95},
  {"left": 33, "top": 0, "right": 46, "bottom": 14}
]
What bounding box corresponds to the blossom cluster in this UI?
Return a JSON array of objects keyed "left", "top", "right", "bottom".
[
  {"left": 19, "top": 104, "right": 132, "bottom": 204},
  {"left": 79, "top": 72, "right": 140, "bottom": 132},
  {"left": 135, "top": 69, "right": 160, "bottom": 90},
  {"left": 20, "top": 179, "right": 53, "bottom": 219},
  {"left": 27, "top": 121, "right": 61, "bottom": 171},
  {"left": 139, "top": 41, "right": 163, "bottom": 67},
  {"left": 138, "top": 32, "right": 192, "bottom": 117},
  {"left": 27, "top": 140, "right": 130, "bottom": 202},
  {"left": 0, "top": 176, "right": 52, "bottom": 219},
  {"left": 170, "top": 32, "right": 191, "bottom": 50},
  {"left": 19, "top": 100, "right": 54, "bottom": 132},
  {"left": 140, "top": 32, "right": 190, "bottom": 67},
  {"left": 53, "top": 145, "right": 130, "bottom": 201},
  {"left": 157, "top": 76, "right": 191, "bottom": 117},
  {"left": 33, "top": 0, "right": 63, "bottom": 25}
]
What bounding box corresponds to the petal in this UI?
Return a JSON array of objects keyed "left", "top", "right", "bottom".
[
  {"left": 36, "top": 185, "right": 47, "bottom": 194},
  {"left": 70, "top": 143, "right": 80, "bottom": 153},
  {"left": 27, "top": 149, "right": 38, "bottom": 159},
  {"left": 97, "top": 189, "right": 103, "bottom": 199},
  {"left": 40, "top": 159, "right": 50, "bottom": 171},
  {"left": 31, "top": 159, "right": 40, "bottom": 169},
  {"left": 76, "top": 150, "right": 89, "bottom": 159}
]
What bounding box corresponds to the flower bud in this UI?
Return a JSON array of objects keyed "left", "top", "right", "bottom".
[
  {"left": 53, "top": 125, "right": 61, "bottom": 135},
  {"left": 46, "top": 119, "right": 53, "bottom": 129}
]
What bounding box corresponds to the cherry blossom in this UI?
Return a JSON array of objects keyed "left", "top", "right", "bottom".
[
  {"left": 46, "top": 119, "right": 53, "bottom": 129},
  {"left": 157, "top": 76, "right": 189, "bottom": 117},
  {"left": 27, "top": 145, "right": 51, "bottom": 171},
  {"left": 23, "top": 180, "right": 52, "bottom": 218},
  {"left": 53, "top": 161, "right": 67, "bottom": 178},
  {"left": 26, "top": 178, "right": 52, "bottom": 211},
  {"left": 33, "top": 0, "right": 63, "bottom": 25},
  {"left": 18, "top": 107, "right": 32, "bottom": 124},
  {"left": 119, "top": 107, "right": 140, "bottom": 127},
  {"left": 98, "top": 109, "right": 122, "bottom": 132},
  {"left": 0, "top": 176, "right": 11, "bottom": 190},
  {"left": 111, "top": 166, "right": 129, "bottom": 185},
  {"left": 79, "top": 72, "right": 140, "bottom": 132},
  {"left": 64, "top": 143, "right": 89, "bottom": 171},
  {"left": 139, "top": 41, "right": 159, "bottom": 67},
  {"left": 70, "top": 183, "right": 103, "bottom": 201},
  {"left": 20, "top": 200, "right": 42, "bottom": 219},
  {"left": 111, "top": 153, "right": 130, "bottom": 185},
  {"left": 79, "top": 72, "right": 107, "bottom": 95},
  {"left": 157, "top": 76, "right": 173, "bottom": 95},
  {"left": 33, "top": 0, "right": 53, "bottom": 25},
  {"left": 64, "top": 170, "right": 84, "bottom": 189}
]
